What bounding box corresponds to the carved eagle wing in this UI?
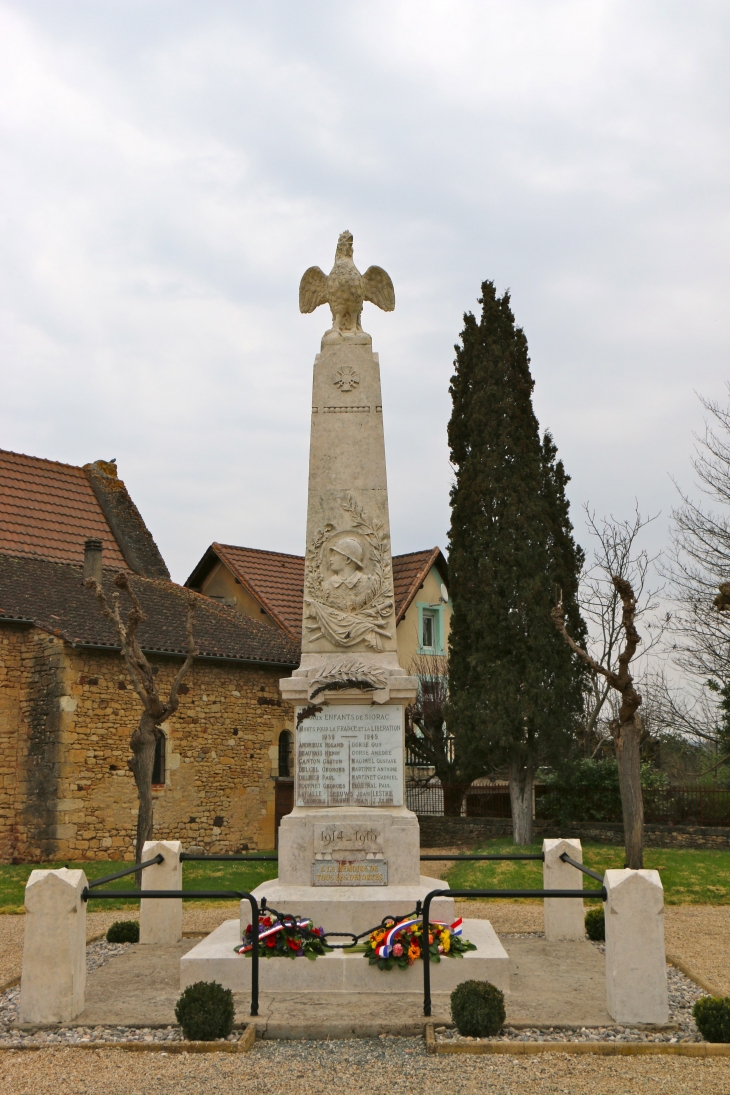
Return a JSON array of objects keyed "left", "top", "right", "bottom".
[
  {"left": 361, "top": 266, "right": 395, "bottom": 312},
  {"left": 299, "top": 266, "right": 329, "bottom": 313}
]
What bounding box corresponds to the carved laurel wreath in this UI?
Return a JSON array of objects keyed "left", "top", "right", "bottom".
[
  {"left": 309, "top": 657, "right": 389, "bottom": 699},
  {"left": 305, "top": 495, "right": 394, "bottom": 624}
]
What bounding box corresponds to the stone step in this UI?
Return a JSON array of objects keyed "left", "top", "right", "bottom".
[{"left": 180, "top": 918, "right": 509, "bottom": 995}]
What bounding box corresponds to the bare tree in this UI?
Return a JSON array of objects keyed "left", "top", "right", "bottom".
[
  {"left": 578, "top": 505, "right": 664, "bottom": 755},
  {"left": 552, "top": 577, "right": 645, "bottom": 868},
  {"left": 647, "top": 668, "right": 728, "bottom": 773},
  {"left": 664, "top": 389, "right": 730, "bottom": 694},
  {"left": 405, "top": 655, "right": 481, "bottom": 816},
  {"left": 86, "top": 571, "right": 197, "bottom": 871}
]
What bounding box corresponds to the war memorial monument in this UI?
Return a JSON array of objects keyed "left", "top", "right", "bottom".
[{"left": 179, "top": 232, "right": 508, "bottom": 993}]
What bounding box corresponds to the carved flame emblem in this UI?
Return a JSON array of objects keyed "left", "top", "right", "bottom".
[{"left": 333, "top": 365, "right": 360, "bottom": 392}]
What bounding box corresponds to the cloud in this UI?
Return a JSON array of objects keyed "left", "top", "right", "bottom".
[{"left": 0, "top": 0, "right": 728, "bottom": 583}]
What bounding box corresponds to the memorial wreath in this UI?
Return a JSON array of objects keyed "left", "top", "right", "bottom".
[
  {"left": 364, "top": 916, "right": 476, "bottom": 970},
  {"left": 235, "top": 913, "right": 332, "bottom": 960}
]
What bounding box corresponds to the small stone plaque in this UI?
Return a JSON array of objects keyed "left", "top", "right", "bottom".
[{"left": 312, "top": 859, "right": 388, "bottom": 887}]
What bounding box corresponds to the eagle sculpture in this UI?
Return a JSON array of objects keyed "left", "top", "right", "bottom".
[{"left": 299, "top": 231, "right": 395, "bottom": 335}]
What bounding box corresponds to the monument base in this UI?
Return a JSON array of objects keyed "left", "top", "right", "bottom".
[
  {"left": 246, "top": 876, "right": 454, "bottom": 937},
  {"left": 181, "top": 918, "right": 509, "bottom": 994},
  {"left": 277, "top": 806, "right": 422, "bottom": 889}
]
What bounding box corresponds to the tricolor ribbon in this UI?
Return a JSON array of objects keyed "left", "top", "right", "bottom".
[
  {"left": 375, "top": 916, "right": 463, "bottom": 958},
  {"left": 235, "top": 917, "right": 313, "bottom": 954}
]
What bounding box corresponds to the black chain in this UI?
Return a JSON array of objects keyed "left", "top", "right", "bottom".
[{"left": 252, "top": 900, "right": 426, "bottom": 950}]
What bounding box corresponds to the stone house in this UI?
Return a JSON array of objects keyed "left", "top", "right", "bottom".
[{"left": 0, "top": 450, "right": 299, "bottom": 862}]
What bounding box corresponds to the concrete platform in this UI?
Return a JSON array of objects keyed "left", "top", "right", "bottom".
[
  {"left": 39, "top": 935, "right": 615, "bottom": 1037},
  {"left": 249, "top": 875, "right": 455, "bottom": 936},
  {"left": 180, "top": 918, "right": 508, "bottom": 994}
]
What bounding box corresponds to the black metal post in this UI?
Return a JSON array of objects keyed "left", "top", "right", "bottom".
[
  {"left": 421, "top": 887, "right": 442, "bottom": 1017},
  {"left": 82, "top": 888, "right": 260, "bottom": 1016},
  {"left": 420, "top": 886, "right": 607, "bottom": 1016}
]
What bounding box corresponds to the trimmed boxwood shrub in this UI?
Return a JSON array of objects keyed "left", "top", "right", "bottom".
[
  {"left": 175, "top": 981, "right": 235, "bottom": 1041},
  {"left": 106, "top": 920, "right": 140, "bottom": 944},
  {"left": 693, "top": 996, "right": 730, "bottom": 1042},
  {"left": 451, "top": 980, "right": 506, "bottom": 1038},
  {"left": 585, "top": 907, "right": 605, "bottom": 942}
]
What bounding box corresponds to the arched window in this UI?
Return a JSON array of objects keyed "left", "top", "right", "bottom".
[
  {"left": 278, "top": 729, "right": 293, "bottom": 778},
  {"left": 152, "top": 732, "right": 166, "bottom": 786}
]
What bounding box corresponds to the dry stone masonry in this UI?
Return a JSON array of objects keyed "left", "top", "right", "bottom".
[{"left": 0, "top": 630, "right": 294, "bottom": 861}]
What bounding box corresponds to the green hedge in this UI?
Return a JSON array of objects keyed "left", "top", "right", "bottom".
[{"left": 537, "top": 759, "right": 667, "bottom": 825}]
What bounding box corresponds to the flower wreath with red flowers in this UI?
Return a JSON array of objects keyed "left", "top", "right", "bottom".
[
  {"left": 363, "top": 916, "right": 476, "bottom": 970},
  {"left": 235, "top": 913, "right": 332, "bottom": 960}
]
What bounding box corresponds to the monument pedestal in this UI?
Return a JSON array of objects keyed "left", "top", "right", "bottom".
[
  {"left": 250, "top": 803, "right": 454, "bottom": 934},
  {"left": 247, "top": 880, "right": 455, "bottom": 938},
  {"left": 266, "top": 694, "right": 442, "bottom": 937}
]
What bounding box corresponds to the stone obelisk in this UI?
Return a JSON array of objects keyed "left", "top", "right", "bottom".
[{"left": 256, "top": 232, "right": 453, "bottom": 933}]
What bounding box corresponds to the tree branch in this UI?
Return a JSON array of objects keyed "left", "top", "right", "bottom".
[
  {"left": 551, "top": 601, "right": 620, "bottom": 690},
  {"left": 165, "top": 592, "right": 198, "bottom": 716},
  {"left": 85, "top": 575, "right": 152, "bottom": 713}
]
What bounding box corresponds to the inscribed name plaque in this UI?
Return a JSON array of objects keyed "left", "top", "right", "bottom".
[
  {"left": 296, "top": 704, "right": 403, "bottom": 807},
  {"left": 312, "top": 860, "right": 388, "bottom": 886}
]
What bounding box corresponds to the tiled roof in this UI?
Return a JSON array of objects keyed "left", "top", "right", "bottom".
[
  {"left": 0, "top": 553, "right": 300, "bottom": 667},
  {"left": 215, "top": 545, "right": 305, "bottom": 639},
  {"left": 391, "top": 548, "right": 447, "bottom": 623},
  {"left": 0, "top": 449, "right": 128, "bottom": 569},
  {"left": 186, "top": 543, "right": 447, "bottom": 637}
]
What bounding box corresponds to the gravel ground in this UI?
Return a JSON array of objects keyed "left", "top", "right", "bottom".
[
  {"left": 455, "top": 899, "right": 730, "bottom": 996},
  {"left": 0, "top": 937, "right": 244, "bottom": 1047},
  {"left": 0, "top": 931, "right": 708, "bottom": 1048},
  {"left": 436, "top": 946, "right": 707, "bottom": 1045},
  {"left": 2, "top": 1041, "right": 730, "bottom": 1095},
  {"left": 664, "top": 905, "right": 730, "bottom": 994},
  {"left": 0, "top": 905, "right": 238, "bottom": 988}
]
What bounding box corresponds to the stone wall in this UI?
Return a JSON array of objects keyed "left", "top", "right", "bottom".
[
  {"left": 418, "top": 814, "right": 730, "bottom": 850},
  {"left": 0, "top": 623, "right": 294, "bottom": 862}
]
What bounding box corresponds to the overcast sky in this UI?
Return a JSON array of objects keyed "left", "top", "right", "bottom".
[{"left": 1, "top": 1, "right": 729, "bottom": 584}]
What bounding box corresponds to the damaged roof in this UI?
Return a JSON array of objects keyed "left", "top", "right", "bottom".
[{"left": 0, "top": 449, "right": 169, "bottom": 579}]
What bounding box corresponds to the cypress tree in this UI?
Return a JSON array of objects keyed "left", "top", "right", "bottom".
[{"left": 446, "top": 282, "right": 586, "bottom": 843}]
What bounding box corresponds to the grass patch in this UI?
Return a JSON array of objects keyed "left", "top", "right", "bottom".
[
  {"left": 0, "top": 857, "right": 279, "bottom": 914},
  {"left": 4, "top": 840, "right": 729, "bottom": 912},
  {"left": 443, "top": 838, "right": 730, "bottom": 905}
]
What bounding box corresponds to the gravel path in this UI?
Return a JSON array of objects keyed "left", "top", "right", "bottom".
[{"left": 2, "top": 1041, "right": 730, "bottom": 1095}]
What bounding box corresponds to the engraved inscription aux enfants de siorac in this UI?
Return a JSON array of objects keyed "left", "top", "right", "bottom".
[{"left": 296, "top": 705, "right": 403, "bottom": 808}]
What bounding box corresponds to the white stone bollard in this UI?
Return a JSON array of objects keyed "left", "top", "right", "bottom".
[
  {"left": 605, "top": 868, "right": 669, "bottom": 1025},
  {"left": 19, "top": 868, "right": 87, "bottom": 1024},
  {"left": 140, "top": 840, "right": 183, "bottom": 945},
  {"left": 542, "top": 838, "right": 585, "bottom": 941}
]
